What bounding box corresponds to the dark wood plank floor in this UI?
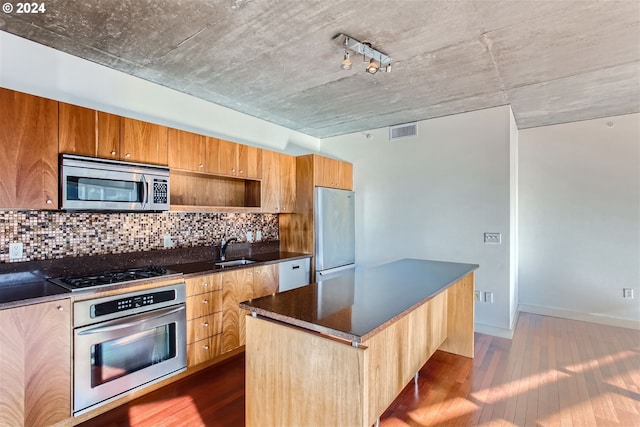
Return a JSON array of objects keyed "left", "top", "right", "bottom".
[{"left": 80, "top": 313, "right": 640, "bottom": 427}]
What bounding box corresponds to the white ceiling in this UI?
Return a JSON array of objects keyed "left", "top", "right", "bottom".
[{"left": 1, "top": 0, "right": 638, "bottom": 138}]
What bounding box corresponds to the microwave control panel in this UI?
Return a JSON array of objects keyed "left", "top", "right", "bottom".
[{"left": 153, "top": 179, "right": 168, "bottom": 204}]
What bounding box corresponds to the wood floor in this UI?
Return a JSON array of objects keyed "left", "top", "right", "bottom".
[{"left": 80, "top": 313, "right": 640, "bottom": 427}]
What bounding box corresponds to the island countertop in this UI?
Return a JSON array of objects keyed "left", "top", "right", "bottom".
[{"left": 240, "top": 258, "right": 478, "bottom": 343}]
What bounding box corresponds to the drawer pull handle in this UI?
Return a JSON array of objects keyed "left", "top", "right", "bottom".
[
  {"left": 292, "top": 265, "right": 300, "bottom": 269},
  {"left": 203, "top": 345, "right": 209, "bottom": 350},
  {"left": 202, "top": 299, "right": 208, "bottom": 304},
  {"left": 203, "top": 322, "right": 209, "bottom": 327},
  {"left": 202, "top": 282, "right": 208, "bottom": 287},
  {"left": 57, "top": 306, "right": 64, "bottom": 312}
]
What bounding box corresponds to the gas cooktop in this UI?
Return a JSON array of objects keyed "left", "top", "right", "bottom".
[{"left": 49, "top": 266, "right": 180, "bottom": 291}]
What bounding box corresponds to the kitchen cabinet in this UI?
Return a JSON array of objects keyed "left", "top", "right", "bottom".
[
  {"left": 59, "top": 102, "right": 97, "bottom": 156},
  {"left": 168, "top": 129, "right": 222, "bottom": 174},
  {"left": 218, "top": 139, "right": 262, "bottom": 179},
  {"left": 185, "top": 274, "right": 224, "bottom": 368},
  {"left": 96, "top": 111, "right": 122, "bottom": 160},
  {"left": 0, "top": 88, "right": 59, "bottom": 209},
  {"left": 313, "top": 155, "right": 353, "bottom": 190},
  {"left": 222, "top": 264, "right": 278, "bottom": 352},
  {"left": 0, "top": 299, "right": 71, "bottom": 426},
  {"left": 261, "top": 150, "right": 296, "bottom": 213},
  {"left": 120, "top": 117, "right": 168, "bottom": 165}
]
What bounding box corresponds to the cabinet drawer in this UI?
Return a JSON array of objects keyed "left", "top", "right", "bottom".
[
  {"left": 187, "top": 334, "right": 223, "bottom": 367},
  {"left": 187, "top": 312, "right": 223, "bottom": 344},
  {"left": 187, "top": 290, "right": 222, "bottom": 319},
  {"left": 186, "top": 274, "right": 222, "bottom": 296}
]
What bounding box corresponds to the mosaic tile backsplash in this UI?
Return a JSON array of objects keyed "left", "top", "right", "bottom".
[{"left": 0, "top": 211, "right": 278, "bottom": 263}]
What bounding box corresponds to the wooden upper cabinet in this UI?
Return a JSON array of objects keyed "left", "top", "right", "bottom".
[
  {"left": 261, "top": 150, "right": 296, "bottom": 213},
  {"left": 59, "top": 103, "right": 97, "bottom": 156},
  {"left": 313, "top": 155, "right": 352, "bottom": 190},
  {"left": 120, "top": 117, "right": 168, "bottom": 165},
  {"left": 0, "top": 88, "right": 58, "bottom": 209},
  {"left": 96, "top": 111, "right": 122, "bottom": 160},
  {"left": 218, "top": 139, "right": 262, "bottom": 179},
  {"left": 168, "top": 128, "right": 206, "bottom": 171},
  {"left": 238, "top": 144, "right": 262, "bottom": 179}
]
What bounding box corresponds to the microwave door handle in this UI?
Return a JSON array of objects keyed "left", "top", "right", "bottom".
[
  {"left": 140, "top": 173, "right": 148, "bottom": 209},
  {"left": 77, "top": 306, "right": 184, "bottom": 336}
]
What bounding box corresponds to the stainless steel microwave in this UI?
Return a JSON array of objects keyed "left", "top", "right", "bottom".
[{"left": 60, "top": 154, "right": 170, "bottom": 211}]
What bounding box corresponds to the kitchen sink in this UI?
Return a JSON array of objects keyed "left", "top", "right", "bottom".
[{"left": 215, "top": 259, "right": 257, "bottom": 268}]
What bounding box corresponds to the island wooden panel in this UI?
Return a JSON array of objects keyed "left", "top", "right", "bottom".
[
  {"left": 439, "top": 271, "right": 475, "bottom": 358},
  {"left": 245, "top": 273, "right": 474, "bottom": 427}
]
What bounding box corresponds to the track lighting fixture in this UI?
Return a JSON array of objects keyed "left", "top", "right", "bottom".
[{"left": 338, "top": 34, "right": 391, "bottom": 74}]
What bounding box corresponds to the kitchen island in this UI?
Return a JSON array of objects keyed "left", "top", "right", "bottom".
[{"left": 241, "top": 258, "right": 478, "bottom": 427}]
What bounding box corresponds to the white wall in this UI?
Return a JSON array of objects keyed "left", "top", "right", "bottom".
[
  {"left": 322, "top": 106, "right": 518, "bottom": 334},
  {"left": 518, "top": 114, "right": 640, "bottom": 328},
  {"left": 0, "top": 31, "right": 319, "bottom": 152}
]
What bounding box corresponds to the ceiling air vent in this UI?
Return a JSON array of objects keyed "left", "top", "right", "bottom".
[{"left": 389, "top": 122, "right": 417, "bottom": 140}]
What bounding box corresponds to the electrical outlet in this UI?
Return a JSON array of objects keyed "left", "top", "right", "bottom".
[
  {"left": 256, "top": 231, "right": 262, "bottom": 241},
  {"left": 484, "top": 232, "right": 501, "bottom": 244},
  {"left": 246, "top": 231, "right": 253, "bottom": 242},
  {"left": 484, "top": 291, "right": 494, "bottom": 304},
  {"left": 163, "top": 235, "right": 172, "bottom": 248},
  {"left": 474, "top": 291, "right": 482, "bottom": 302},
  {"left": 623, "top": 288, "right": 634, "bottom": 299},
  {"left": 9, "top": 242, "right": 23, "bottom": 260}
]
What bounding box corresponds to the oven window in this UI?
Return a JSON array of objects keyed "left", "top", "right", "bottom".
[
  {"left": 91, "top": 323, "right": 176, "bottom": 387},
  {"left": 67, "top": 177, "right": 144, "bottom": 203}
]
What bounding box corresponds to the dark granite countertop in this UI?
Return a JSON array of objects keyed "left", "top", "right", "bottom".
[
  {"left": 240, "top": 258, "right": 478, "bottom": 344},
  {"left": 0, "top": 241, "right": 310, "bottom": 310}
]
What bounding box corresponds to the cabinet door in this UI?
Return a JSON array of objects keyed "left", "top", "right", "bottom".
[
  {"left": 313, "top": 155, "right": 338, "bottom": 188},
  {"left": 218, "top": 139, "right": 238, "bottom": 176},
  {"left": 253, "top": 264, "right": 279, "bottom": 297},
  {"left": 260, "top": 150, "right": 280, "bottom": 212},
  {"left": 204, "top": 137, "right": 221, "bottom": 174},
  {"left": 0, "top": 299, "right": 71, "bottom": 427},
  {"left": 222, "top": 268, "right": 254, "bottom": 352},
  {"left": 337, "top": 161, "right": 353, "bottom": 190},
  {"left": 0, "top": 88, "right": 58, "bottom": 209},
  {"left": 168, "top": 128, "right": 206, "bottom": 171},
  {"left": 279, "top": 153, "right": 297, "bottom": 212},
  {"left": 120, "top": 117, "right": 168, "bottom": 165},
  {"left": 238, "top": 145, "right": 262, "bottom": 179},
  {"left": 96, "top": 111, "right": 121, "bottom": 160},
  {"left": 59, "top": 103, "right": 96, "bottom": 156},
  {"left": 185, "top": 273, "right": 222, "bottom": 297}
]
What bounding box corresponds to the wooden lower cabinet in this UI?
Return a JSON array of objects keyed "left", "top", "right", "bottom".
[
  {"left": 222, "top": 264, "right": 279, "bottom": 352},
  {"left": 185, "top": 274, "right": 224, "bottom": 368},
  {"left": 0, "top": 299, "right": 71, "bottom": 427}
]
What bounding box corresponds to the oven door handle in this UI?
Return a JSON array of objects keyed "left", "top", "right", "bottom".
[{"left": 78, "top": 305, "right": 184, "bottom": 336}]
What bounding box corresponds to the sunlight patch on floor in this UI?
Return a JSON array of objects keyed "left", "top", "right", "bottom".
[
  {"left": 564, "top": 350, "right": 636, "bottom": 374},
  {"left": 407, "top": 397, "right": 479, "bottom": 425},
  {"left": 470, "top": 369, "right": 571, "bottom": 404},
  {"left": 127, "top": 395, "right": 204, "bottom": 426}
]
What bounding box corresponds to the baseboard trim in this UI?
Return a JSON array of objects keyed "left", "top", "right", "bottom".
[
  {"left": 518, "top": 304, "right": 640, "bottom": 330},
  {"left": 474, "top": 323, "right": 515, "bottom": 339}
]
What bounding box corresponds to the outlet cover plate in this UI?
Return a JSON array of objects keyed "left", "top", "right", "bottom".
[
  {"left": 163, "top": 235, "right": 172, "bottom": 248},
  {"left": 484, "top": 232, "right": 501, "bottom": 244},
  {"left": 623, "top": 288, "right": 634, "bottom": 299},
  {"left": 9, "top": 242, "right": 23, "bottom": 260}
]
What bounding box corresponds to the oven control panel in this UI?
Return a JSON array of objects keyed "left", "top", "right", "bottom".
[{"left": 92, "top": 289, "right": 176, "bottom": 318}]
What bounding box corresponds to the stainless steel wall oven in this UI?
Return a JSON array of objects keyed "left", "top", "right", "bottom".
[{"left": 73, "top": 283, "right": 187, "bottom": 415}]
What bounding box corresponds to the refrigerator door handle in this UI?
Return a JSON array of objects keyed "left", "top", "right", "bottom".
[{"left": 317, "top": 264, "right": 356, "bottom": 276}]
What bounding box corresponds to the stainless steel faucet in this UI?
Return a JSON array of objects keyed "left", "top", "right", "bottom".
[{"left": 219, "top": 236, "right": 238, "bottom": 261}]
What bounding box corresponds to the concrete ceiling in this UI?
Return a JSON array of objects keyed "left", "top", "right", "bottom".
[{"left": 1, "top": 0, "right": 638, "bottom": 138}]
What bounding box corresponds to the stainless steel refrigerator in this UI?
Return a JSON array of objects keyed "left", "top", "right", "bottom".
[{"left": 314, "top": 187, "right": 355, "bottom": 282}]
